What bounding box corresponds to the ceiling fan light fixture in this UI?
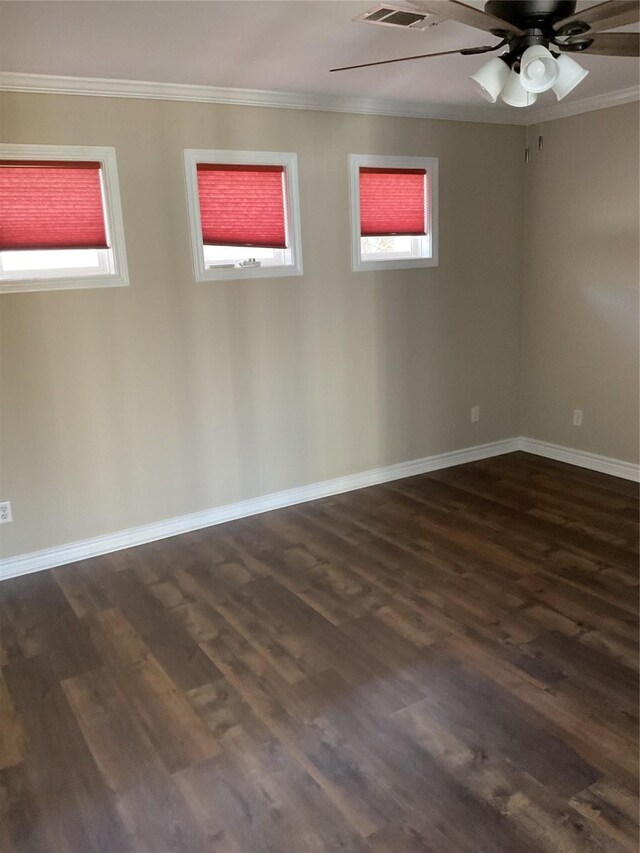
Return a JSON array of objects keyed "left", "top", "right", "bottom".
[
  {"left": 519, "top": 45, "right": 559, "bottom": 93},
  {"left": 501, "top": 69, "right": 538, "bottom": 107},
  {"left": 331, "top": 1, "right": 640, "bottom": 108},
  {"left": 552, "top": 53, "right": 589, "bottom": 101},
  {"left": 469, "top": 56, "right": 510, "bottom": 103}
]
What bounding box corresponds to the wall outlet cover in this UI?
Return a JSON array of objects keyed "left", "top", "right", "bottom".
[{"left": 0, "top": 501, "right": 12, "bottom": 523}]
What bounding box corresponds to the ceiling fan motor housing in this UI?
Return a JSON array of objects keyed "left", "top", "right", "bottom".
[
  {"left": 484, "top": 1, "right": 593, "bottom": 68},
  {"left": 485, "top": 0, "right": 577, "bottom": 29}
]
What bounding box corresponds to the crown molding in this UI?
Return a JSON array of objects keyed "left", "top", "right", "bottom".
[
  {"left": 0, "top": 72, "right": 637, "bottom": 127},
  {"left": 0, "top": 71, "right": 527, "bottom": 125},
  {"left": 523, "top": 84, "right": 640, "bottom": 125}
]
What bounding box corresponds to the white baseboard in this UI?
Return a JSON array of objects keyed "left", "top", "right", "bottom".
[
  {"left": 517, "top": 437, "right": 640, "bottom": 483},
  {"left": 0, "top": 437, "right": 518, "bottom": 581},
  {"left": 2, "top": 435, "right": 637, "bottom": 582}
]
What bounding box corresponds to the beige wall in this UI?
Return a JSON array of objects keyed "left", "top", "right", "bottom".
[
  {"left": 520, "top": 102, "right": 640, "bottom": 463},
  {"left": 1, "top": 92, "right": 524, "bottom": 558}
]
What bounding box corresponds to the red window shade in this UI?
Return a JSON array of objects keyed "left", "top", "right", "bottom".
[
  {"left": 197, "top": 164, "right": 287, "bottom": 249},
  {"left": 359, "top": 167, "right": 427, "bottom": 237},
  {"left": 0, "top": 161, "right": 109, "bottom": 251}
]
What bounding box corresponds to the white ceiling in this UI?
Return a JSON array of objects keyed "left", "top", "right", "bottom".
[{"left": 0, "top": 0, "right": 638, "bottom": 121}]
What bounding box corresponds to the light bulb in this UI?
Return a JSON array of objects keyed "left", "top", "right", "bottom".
[
  {"left": 520, "top": 45, "right": 559, "bottom": 93},
  {"left": 528, "top": 59, "right": 546, "bottom": 78}
]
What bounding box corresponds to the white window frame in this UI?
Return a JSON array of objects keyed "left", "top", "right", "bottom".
[
  {"left": 0, "top": 144, "right": 129, "bottom": 294},
  {"left": 349, "top": 154, "right": 438, "bottom": 273},
  {"left": 184, "top": 149, "right": 303, "bottom": 282}
]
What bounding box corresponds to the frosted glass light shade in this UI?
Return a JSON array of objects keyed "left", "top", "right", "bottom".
[
  {"left": 520, "top": 45, "right": 559, "bottom": 93},
  {"left": 501, "top": 70, "right": 538, "bottom": 107},
  {"left": 470, "top": 57, "right": 510, "bottom": 103},
  {"left": 553, "top": 53, "right": 589, "bottom": 100}
]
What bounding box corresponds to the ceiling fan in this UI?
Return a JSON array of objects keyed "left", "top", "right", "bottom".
[{"left": 331, "top": 1, "right": 640, "bottom": 107}]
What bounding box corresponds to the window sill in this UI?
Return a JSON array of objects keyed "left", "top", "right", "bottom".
[
  {"left": 196, "top": 263, "right": 303, "bottom": 282},
  {"left": 353, "top": 256, "right": 438, "bottom": 273},
  {"left": 0, "top": 273, "right": 130, "bottom": 294}
]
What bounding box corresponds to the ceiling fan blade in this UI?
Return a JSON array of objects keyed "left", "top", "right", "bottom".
[
  {"left": 563, "top": 31, "right": 640, "bottom": 54},
  {"left": 330, "top": 44, "right": 499, "bottom": 72},
  {"left": 410, "top": 0, "right": 523, "bottom": 34},
  {"left": 554, "top": 0, "right": 640, "bottom": 33}
]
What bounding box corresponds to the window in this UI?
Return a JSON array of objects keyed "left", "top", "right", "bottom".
[
  {"left": 184, "top": 149, "right": 303, "bottom": 281},
  {"left": 349, "top": 154, "right": 438, "bottom": 272},
  {"left": 0, "top": 145, "right": 129, "bottom": 293}
]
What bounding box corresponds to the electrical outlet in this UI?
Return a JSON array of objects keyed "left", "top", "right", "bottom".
[
  {"left": 0, "top": 501, "right": 12, "bottom": 524},
  {"left": 573, "top": 409, "right": 583, "bottom": 427},
  {"left": 471, "top": 406, "right": 480, "bottom": 423}
]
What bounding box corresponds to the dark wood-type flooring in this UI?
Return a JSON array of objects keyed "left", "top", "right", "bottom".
[{"left": 1, "top": 452, "right": 638, "bottom": 852}]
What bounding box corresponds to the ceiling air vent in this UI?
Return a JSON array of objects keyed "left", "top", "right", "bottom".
[{"left": 355, "top": 4, "right": 441, "bottom": 30}]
